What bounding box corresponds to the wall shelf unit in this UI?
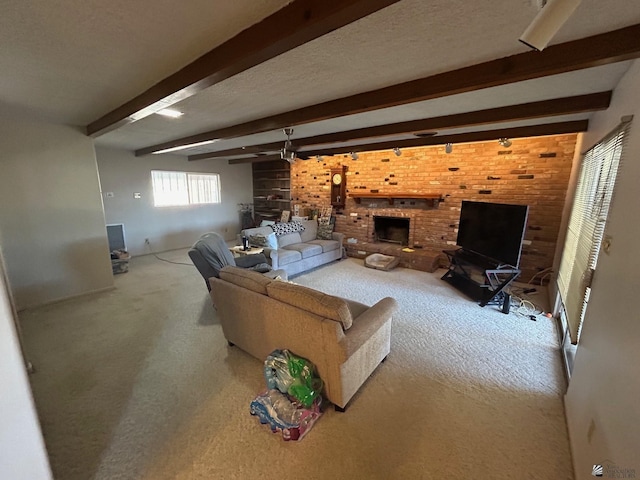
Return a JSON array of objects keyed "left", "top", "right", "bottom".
[{"left": 252, "top": 160, "right": 291, "bottom": 220}]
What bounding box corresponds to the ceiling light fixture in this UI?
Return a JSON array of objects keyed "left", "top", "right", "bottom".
[
  {"left": 393, "top": 147, "right": 402, "bottom": 157},
  {"left": 445, "top": 143, "right": 453, "bottom": 154},
  {"left": 350, "top": 152, "right": 359, "bottom": 160},
  {"left": 152, "top": 139, "right": 217, "bottom": 154},
  {"left": 281, "top": 149, "right": 296, "bottom": 163},
  {"left": 498, "top": 138, "right": 512, "bottom": 148},
  {"left": 519, "top": 0, "right": 582, "bottom": 51},
  {"left": 280, "top": 128, "right": 297, "bottom": 164},
  {"left": 156, "top": 108, "right": 184, "bottom": 118}
]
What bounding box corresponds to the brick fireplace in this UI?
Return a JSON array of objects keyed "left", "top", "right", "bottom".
[
  {"left": 373, "top": 216, "right": 410, "bottom": 246},
  {"left": 290, "top": 134, "right": 577, "bottom": 280}
]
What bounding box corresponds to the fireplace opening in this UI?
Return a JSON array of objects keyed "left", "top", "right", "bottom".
[{"left": 374, "top": 216, "right": 410, "bottom": 246}]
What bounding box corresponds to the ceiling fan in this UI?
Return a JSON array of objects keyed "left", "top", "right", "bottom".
[{"left": 280, "top": 128, "right": 298, "bottom": 163}]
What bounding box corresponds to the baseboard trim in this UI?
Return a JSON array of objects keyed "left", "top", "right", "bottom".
[
  {"left": 563, "top": 394, "right": 578, "bottom": 480},
  {"left": 17, "top": 285, "right": 116, "bottom": 312}
]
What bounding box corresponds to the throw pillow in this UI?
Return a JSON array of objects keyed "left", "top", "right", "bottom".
[
  {"left": 249, "top": 232, "right": 277, "bottom": 249},
  {"left": 270, "top": 221, "right": 305, "bottom": 237},
  {"left": 316, "top": 223, "right": 334, "bottom": 240}
]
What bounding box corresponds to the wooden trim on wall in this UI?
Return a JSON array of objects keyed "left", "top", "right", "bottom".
[
  {"left": 225, "top": 121, "right": 588, "bottom": 163},
  {"left": 296, "top": 121, "right": 589, "bottom": 158},
  {"left": 189, "top": 92, "right": 610, "bottom": 161}
]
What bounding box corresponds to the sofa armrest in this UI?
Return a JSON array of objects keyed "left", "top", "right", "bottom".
[
  {"left": 263, "top": 248, "right": 279, "bottom": 269},
  {"left": 235, "top": 253, "right": 268, "bottom": 268},
  {"left": 339, "top": 297, "right": 397, "bottom": 358},
  {"left": 331, "top": 231, "right": 345, "bottom": 243}
]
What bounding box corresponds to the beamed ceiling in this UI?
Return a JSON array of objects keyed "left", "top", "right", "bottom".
[{"left": 3, "top": 1, "right": 640, "bottom": 163}]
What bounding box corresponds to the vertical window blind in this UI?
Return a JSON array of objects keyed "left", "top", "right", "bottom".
[
  {"left": 557, "top": 121, "right": 630, "bottom": 344},
  {"left": 188, "top": 173, "right": 221, "bottom": 204},
  {"left": 151, "top": 170, "right": 221, "bottom": 207}
]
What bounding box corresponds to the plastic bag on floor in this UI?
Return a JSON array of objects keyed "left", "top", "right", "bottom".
[
  {"left": 249, "top": 389, "right": 322, "bottom": 441},
  {"left": 264, "top": 349, "right": 323, "bottom": 407}
]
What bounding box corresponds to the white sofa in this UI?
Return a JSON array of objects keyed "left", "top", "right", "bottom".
[{"left": 241, "top": 219, "right": 344, "bottom": 277}]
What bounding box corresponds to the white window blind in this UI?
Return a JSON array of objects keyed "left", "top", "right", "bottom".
[
  {"left": 188, "top": 173, "right": 220, "bottom": 204},
  {"left": 151, "top": 170, "right": 220, "bottom": 207},
  {"left": 557, "top": 121, "right": 630, "bottom": 344}
]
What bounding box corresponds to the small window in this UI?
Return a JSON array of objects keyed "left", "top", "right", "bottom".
[{"left": 151, "top": 170, "right": 221, "bottom": 207}]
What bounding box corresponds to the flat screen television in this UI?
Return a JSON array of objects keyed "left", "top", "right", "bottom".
[{"left": 456, "top": 201, "right": 529, "bottom": 267}]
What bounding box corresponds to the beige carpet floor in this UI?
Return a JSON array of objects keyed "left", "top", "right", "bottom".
[{"left": 20, "top": 250, "right": 574, "bottom": 480}]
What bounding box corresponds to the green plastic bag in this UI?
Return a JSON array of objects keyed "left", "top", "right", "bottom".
[{"left": 264, "top": 349, "right": 323, "bottom": 408}]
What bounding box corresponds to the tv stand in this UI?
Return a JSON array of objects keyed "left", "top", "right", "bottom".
[{"left": 441, "top": 249, "right": 520, "bottom": 312}]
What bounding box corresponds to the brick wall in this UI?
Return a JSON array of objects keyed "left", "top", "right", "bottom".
[{"left": 290, "top": 134, "right": 577, "bottom": 280}]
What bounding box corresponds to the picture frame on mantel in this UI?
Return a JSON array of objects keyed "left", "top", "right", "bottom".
[{"left": 280, "top": 210, "right": 290, "bottom": 223}]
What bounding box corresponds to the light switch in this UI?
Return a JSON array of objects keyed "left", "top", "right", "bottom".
[
  {"left": 105, "top": 192, "right": 114, "bottom": 198},
  {"left": 133, "top": 193, "right": 141, "bottom": 199}
]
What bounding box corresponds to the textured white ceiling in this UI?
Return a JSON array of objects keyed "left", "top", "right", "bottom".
[
  {"left": 2, "top": 0, "right": 640, "bottom": 156},
  {"left": 0, "top": 0, "right": 292, "bottom": 123}
]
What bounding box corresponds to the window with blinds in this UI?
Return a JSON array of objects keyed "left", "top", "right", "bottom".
[
  {"left": 151, "top": 170, "right": 221, "bottom": 207},
  {"left": 557, "top": 121, "right": 630, "bottom": 344}
]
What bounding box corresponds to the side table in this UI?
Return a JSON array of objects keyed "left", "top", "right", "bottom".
[{"left": 229, "top": 245, "right": 264, "bottom": 257}]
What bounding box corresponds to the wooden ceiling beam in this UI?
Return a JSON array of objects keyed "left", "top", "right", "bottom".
[
  {"left": 295, "top": 120, "right": 589, "bottom": 158},
  {"left": 228, "top": 154, "right": 283, "bottom": 165},
  {"left": 85, "top": 0, "right": 401, "bottom": 137},
  {"left": 188, "top": 92, "right": 610, "bottom": 161},
  {"left": 137, "top": 24, "right": 640, "bottom": 156}
]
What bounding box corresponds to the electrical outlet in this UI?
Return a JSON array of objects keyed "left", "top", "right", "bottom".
[{"left": 144, "top": 238, "right": 150, "bottom": 245}]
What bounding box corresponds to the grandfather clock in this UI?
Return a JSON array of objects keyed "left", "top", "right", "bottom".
[{"left": 330, "top": 165, "right": 347, "bottom": 207}]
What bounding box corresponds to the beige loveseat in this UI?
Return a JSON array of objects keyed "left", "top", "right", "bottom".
[{"left": 210, "top": 266, "right": 397, "bottom": 410}]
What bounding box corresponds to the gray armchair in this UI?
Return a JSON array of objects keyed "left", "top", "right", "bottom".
[{"left": 188, "top": 232, "right": 285, "bottom": 291}]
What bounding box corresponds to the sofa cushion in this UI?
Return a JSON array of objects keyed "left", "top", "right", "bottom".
[
  {"left": 219, "top": 266, "right": 272, "bottom": 295},
  {"left": 277, "top": 232, "right": 302, "bottom": 248},
  {"left": 266, "top": 281, "right": 353, "bottom": 330},
  {"left": 242, "top": 226, "right": 273, "bottom": 238},
  {"left": 249, "top": 232, "right": 277, "bottom": 249},
  {"left": 343, "top": 298, "right": 370, "bottom": 320},
  {"left": 283, "top": 243, "right": 323, "bottom": 259},
  {"left": 299, "top": 220, "right": 318, "bottom": 242},
  {"left": 276, "top": 249, "right": 302, "bottom": 266},
  {"left": 307, "top": 239, "right": 340, "bottom": 253}
]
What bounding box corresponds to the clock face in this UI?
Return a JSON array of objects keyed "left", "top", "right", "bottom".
[{"left": 332, "top": 173, "right": 342, "bottom": 185}]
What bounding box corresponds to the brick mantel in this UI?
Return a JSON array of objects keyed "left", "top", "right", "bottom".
[{"left": 350, "top": 193, "right": 442, "bottom": 205}]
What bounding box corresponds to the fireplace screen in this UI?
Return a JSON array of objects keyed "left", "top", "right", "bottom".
[{"left": 373, "top": 216, "right": 410, "bottom": 246}]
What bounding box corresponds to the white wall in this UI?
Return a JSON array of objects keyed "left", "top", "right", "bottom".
[
  {"left": 0, "top": 248, "right": 52, "bottom": 480},
  {"left": 564, "top": 60, "right": 640, "bottom": 479},
  {"left": 96, "top": 146, "right": 253, "bottom": 256},
  {"left": 0, "top": 106, "right": 114, "bottom": 310}
]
